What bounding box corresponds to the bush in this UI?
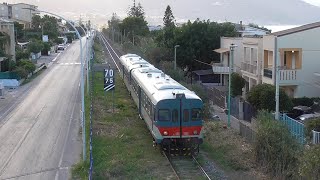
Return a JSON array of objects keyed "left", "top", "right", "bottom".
[
  {"left": 254, "top": 111, "right": 301, "bottom": 178},
  {"left": 16, "top": 50, "right": 30, "bottom": 61},
  {"left": 247, "top": 84, "right": 293, "bottom": 112},
  {"left": 292, "top": 97, "right": 315, "bottom": 107},
  {"left": 16, "top": 59, "right": 36, "bottom": 74},
  {"left": 28, "top": 40, "right": 44, "bottom": 54},
  {"left": 305, "top": 118, "right": 320, "bottom": 138},
  {"left": 13, "top": 66, "right": 28, "bottom": 79},
  {"left": 299, "top": 145, "right": 320, "bottom": 179},
  {"left": 231, "top": 73, "right": 245, "bottom": 97}
]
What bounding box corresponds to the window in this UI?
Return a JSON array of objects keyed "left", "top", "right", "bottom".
[
  {"left": 158, "top": 109, "right": 170, "bottom": 121},
  {"left": 172, "top": 110, "right": 178, "bottom": 122},
  {"left": 192, "top": 109, "right": 202, "bottom": 121},
  {"left": 183, "top": 109, "right": 189, "bottom": 122}
]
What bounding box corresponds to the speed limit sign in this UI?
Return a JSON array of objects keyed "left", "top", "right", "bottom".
[{"left": 104, "top": 68, "right": 115, "bottom": 91}]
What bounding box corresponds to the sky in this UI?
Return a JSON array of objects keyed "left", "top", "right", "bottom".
[{"left": 3, "top": 0, "right": 320, "bottom": 32}]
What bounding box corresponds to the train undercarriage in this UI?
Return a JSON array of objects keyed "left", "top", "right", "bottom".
[{"left": 159, "top": 138, "right": 203, "bottom": 156}]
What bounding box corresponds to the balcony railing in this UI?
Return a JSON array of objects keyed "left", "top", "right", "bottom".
[
  {"left": 280, "top": 69, "right": 297, "bottom": 81},
  {"left": 241, "top": 62, "right": 257, "bottom": 74},
  {"left": 263, "top": 69, "right": 298, "bottom": 81},
  {"left": 212, "top": 63, "right": 229, "bottom": 74}
]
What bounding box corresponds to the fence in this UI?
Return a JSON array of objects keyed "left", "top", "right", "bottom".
[
  {"left": 279, "top": 114, "right": 305, "bottom": 144},
  {"left": 230, "top": 97, "right": 240, "bottom": 119},
  {"left": 243, "top": 101, "right": 256, "bottom": 122},
  {"left": 239, "top": 122, "right": 256, "bottom": 144},
  {"left": 201, "top": 84, "right": 226, "bottom": 109},
  {"left": 312, "top": 130, "right": 320, "bottom": 144},
  {"left": 88, "top": 59, "right": 94, "bottom": 179}
]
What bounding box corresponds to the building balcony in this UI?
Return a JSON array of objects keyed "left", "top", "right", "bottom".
[
  {"left": 241, "top": 62, "right": 257, "bottom": 75},
  {"left": 212, "top": 63, "right": 229, "bottom": 74},
  {"left": 263, "top": 68, "right": 299, "bottom": 84}
]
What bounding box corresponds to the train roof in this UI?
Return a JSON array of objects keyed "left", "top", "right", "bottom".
[
  {"left": 132, "top": 67, "right": 201, "bottom": 104},
  {"left": 120, "top": 54, "right": 202, "bottom": 104}
]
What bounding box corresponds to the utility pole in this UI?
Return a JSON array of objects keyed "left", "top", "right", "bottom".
[
  {"left": 228, "top": 44, "right": 236, "bottom": 128},
  {"left": 275, "top": 36, "right": 280, "bottom": 120}
]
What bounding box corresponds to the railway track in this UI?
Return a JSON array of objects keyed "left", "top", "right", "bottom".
[{"left": 98, "top": 32, "right": 211, "bottom": 180}]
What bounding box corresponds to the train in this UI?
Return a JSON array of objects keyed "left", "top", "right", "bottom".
[{"left": 118, "top": 54, "right": 204, "bottom": 155}]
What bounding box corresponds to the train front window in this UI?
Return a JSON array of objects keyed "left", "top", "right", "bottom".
[
  {"left": 158, "top": 109, "right": 170, "bottom": 121},
  {"left": 172, "top": 109, "right": 178, "bottom": 122},
  {"left": 183, "top": 109, "right": 189, "bottom": 122},
  {"left": 192, "top": 109, "right": 202, "bottom": 121}
]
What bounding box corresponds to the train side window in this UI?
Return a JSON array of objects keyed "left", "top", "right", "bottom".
[
  {"left": 158, "top": 109, "right": 170, "bottom": 121},
  {"left": 183, "top": 109, "right": 189, "bottom": 122},
  {"left": 192, "top": 109, "right": 202, "bottom": 121},
  {"left": 172, "top": 109, "right": 178, "bottom": 122}
]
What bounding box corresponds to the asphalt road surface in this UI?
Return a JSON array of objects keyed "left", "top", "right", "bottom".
[{"left": 0, "top": 40, "right": 84, "bottom": 180}]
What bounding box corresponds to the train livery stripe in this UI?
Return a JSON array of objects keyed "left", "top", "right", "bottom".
[{"left": 158, "top": 126, "right": 202, "bottom": 137}]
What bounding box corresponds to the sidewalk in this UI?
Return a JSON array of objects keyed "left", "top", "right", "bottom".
[{"left": 211, "top": 104, "right": 252, "bottom": 133}]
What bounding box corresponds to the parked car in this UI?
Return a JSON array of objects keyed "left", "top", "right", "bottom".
[
  {"left": 286, "top": 106, "right": 313, "bottom": 119},
  {"left": 295, "top": 113, "right": 320, "bottom": 124},
  {"left": 57, "top": 44, "right": 65, "bottom": 51}
]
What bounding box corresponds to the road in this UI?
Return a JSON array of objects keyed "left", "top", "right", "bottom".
[{"left": 0, "top": 40, "right": 84, "bottom": 180}]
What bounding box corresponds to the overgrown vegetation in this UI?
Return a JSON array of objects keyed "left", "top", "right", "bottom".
[
  {"left": 254, "top": 111, "right": 301, "bottom": 178},
  {"left": 231, "top": 73, "right": 245, "bottom": 97},
  {"left": 12, "top": 59, "right": 36, "bottom": 79},
  {"left": 305, "top": 118, "right": 320, "bottom": 139},
  {"left": 247, "top": 84, "right": 293, "bottom": 112},
  {"left": 298, "top": 145, "right": 320, "bottom": 179}
]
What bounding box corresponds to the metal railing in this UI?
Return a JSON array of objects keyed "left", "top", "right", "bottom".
[
  {"left": 241, "top": 62, "right": 257, "bottom": 74},
  {"left": 279, "top": 114, "right": 305, "bottom": 144},
  {"left": 312, "top": 130, "right": 320, "bottom": 144}
]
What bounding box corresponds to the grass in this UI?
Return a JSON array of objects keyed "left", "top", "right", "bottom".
[
  {"left": 201, "top": 121, "right": 251, "bottom": 171},
  {"left": 72, "top": 40, "right": 174, "bottom": 179}
]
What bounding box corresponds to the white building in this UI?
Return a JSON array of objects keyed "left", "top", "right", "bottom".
[
  {"left": 262, "top": 22, "right": 320, "bottom": 98},
  {"left": 0, "top": 3, "right": 37, "bottom": 28}
]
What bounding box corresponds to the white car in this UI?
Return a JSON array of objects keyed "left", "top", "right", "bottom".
[{"left": 57, "top": 44, "right": 65, "bottom": 51}]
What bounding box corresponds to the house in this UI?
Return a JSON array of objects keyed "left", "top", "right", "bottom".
[
  {"left": 214, "top": 21, "right": 320, "bottom": 99},
  {"left": 241, "top": 36, "right": 263, "bottom": 95},
  {"left": 234, "top": 21, "right": 270, "bottom": 37},
  {"left": 0, "top": 18, "right": 15, "bottom": 63},
  {"left": 212, "top": 37, "right": 243, "bottom": 87},
  {"left": 262, "top": 22, "right": 320, "bottom": 98},
  {"left": 0, "top": 3, "right": 37, "bottom": 29}
]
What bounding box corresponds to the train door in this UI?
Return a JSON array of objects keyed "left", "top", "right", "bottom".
[{"left": 176, "top": 94, "right": 189, "bottom": 138}]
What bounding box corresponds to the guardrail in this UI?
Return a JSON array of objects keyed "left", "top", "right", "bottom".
[{"left": 312, "top": 130, "right": 320, "bottom": 144}]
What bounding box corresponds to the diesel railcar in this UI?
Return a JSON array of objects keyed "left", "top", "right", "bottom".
[{"left": 119, "top": 54, "right": 204, "bottom": 155}]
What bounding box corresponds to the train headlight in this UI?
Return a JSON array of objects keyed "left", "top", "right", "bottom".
[
  {"left": 193, "top": 130, "right": 198, "bottom": 135},
  {"left": 163, "top": 131, "right": 168, "bottom": 136}
]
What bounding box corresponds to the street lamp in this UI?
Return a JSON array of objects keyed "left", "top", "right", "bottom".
[
  {"left": 227, "top": 43, "right": 237, "bottom": 128},
  {"left": 23, "top": 8, "right": 87, "bottom": 160},
  {"left": 174, "top": 45, "right": 180, "bottom": 70}
]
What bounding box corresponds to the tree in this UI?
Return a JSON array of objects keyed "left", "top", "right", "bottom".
[
  {"left": 128, "top": 0, "right": 145, "bottom": 19},
  {"left": 108, "top": 13, "right": 121, "bottom": 31},
  {"left": 41, "top": 15, "right": 59, "bottom": 40},
  {"left": 27, "top": 40, "right": 44, "bottom": 54},
  {"left": 247, "top": 84, "right": 293, "bottom": 112},
  {"left": 170, "top": 20, "right": 237, "bottom": 71},
  {"left": 231, "top": 73, "right": 245, "bottom": 97},
  {"left": 14, "top": 22, "right": 25, "bottom": 40},
  {"left": 31, "top": 15, "right": 42, "bottom": 30},
  {"left": 120, "top": 16, "right": 149, "bottom": 43},
  {"left": 163, "top": 5, "right": 175, "bottom": 28}
]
